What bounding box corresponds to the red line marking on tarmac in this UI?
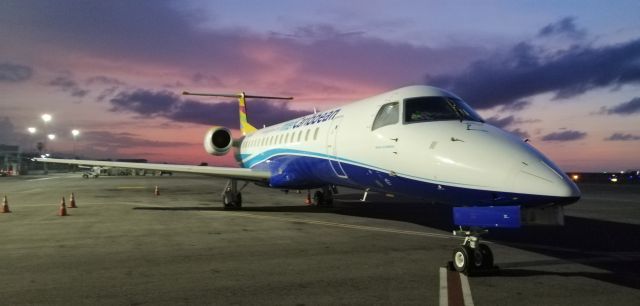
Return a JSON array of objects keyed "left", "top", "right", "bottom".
[
  {"left": 447, "top": 269, "right": 464, "bottom": 306},
  {"left": 440, "top": 266, "right": 474, "bottom": 306}
]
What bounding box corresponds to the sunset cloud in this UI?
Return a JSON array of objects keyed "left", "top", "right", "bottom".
[
  {"left": 0, "top": 62, "right": 33, "bottom": 82},
  {"left": 1, "top": 2, "right": 639, "bottom": 171},
  {"left": 598, "top": 97, "right": 640, "bottom": 115},
  {"left": 428, "top": 25, "right": 640, "bottom": 108},
  {"left": 604, "top": 133, "right": 640, "bottom": 141},
  {"left": 538, "top": 17, "right": 587, "bottom": 39},
  {"left": 109, "top": 89, "right": 310, "bottom": 128},
  {"left": 49, "top": 75, "right": 89, "bottom": 98},
  {"left": 541, "top": 130, "right": 587, "bottom": 141}
]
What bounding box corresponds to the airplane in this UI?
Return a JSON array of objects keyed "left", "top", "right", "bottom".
[{"left": 36, "top": 85, "right": 581, "bottom": 274}]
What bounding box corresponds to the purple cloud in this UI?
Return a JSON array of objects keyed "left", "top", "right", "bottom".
[
  {"left": 538, "top": 17, "right": 586, "bottom": 39},
  {"left": 484, "top": 115, "right": 540, "bottom": 129},
  {"left": 604, "top": 133, "right": 640, "bottom": 141},
  {"left": 428, "top": 19, "right": 640, "bottom": 109},
  {"left": 500, "top": 100, "right": 530, "bottom": 112},
  {"left": 599, "top": 97, "right": 640, "bottom": 116},
  {"left": 109, "top": 89, "right": 310, "bottom": 128},
  {"left": 485, "top": 115, "right": 516, "bottom": 129},
  {"left": 541, "top": 130, "right": 587, "bottom": 141},
  {"left": 49, "top": 76, "right": 89, "bottom": 97},
  {"left": 508, "top": 128, "right": 530, "bottom": 139},
  {"left": 82, "top": 130, "right": 191, "bottom": 149},
  {"left": 0, "top": 1, "right": 485, "bottom": 91},
  {"left": 0, "top": 62, "right": 32, "bottom": 82}
]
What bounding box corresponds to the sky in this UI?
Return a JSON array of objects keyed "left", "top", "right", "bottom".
[{"left": 1, "top": 0, "right": 639, "bottom": 172}]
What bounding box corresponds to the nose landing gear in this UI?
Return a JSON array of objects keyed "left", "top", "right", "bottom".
[{"left": 451, "top": 227, "right": 495, "bottom": 274}]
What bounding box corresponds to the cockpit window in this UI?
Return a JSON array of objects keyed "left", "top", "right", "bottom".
[
  {"left": 372, "top": 102, "right": 399, "bottom": 130},
  {"left": 404, "top": 96, "right": 484, "bottom": 123}
]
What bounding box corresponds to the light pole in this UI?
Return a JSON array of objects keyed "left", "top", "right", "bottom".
[
  {"left": 47, "top": 134, "right": 56, "bottom": 152},
  {"left": 41, "top": 114, "right": 51, "bottom": 174},
  {"left": 27, "top": 127, "right": 37, "bottom": 151},
  {"left": 41, "top": 114, "right": 51, "bottom": 153},
  {"left": 71, "top": 129, "right": 79, "bottom": 158}
]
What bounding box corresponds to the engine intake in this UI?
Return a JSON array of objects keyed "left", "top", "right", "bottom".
[{"left": 204, "top": 126, "right": 233, "bottom": 156}]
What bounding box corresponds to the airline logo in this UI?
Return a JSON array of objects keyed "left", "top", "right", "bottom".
[{"left": 292, "top": 109, "right": 341, "bottom": 129}]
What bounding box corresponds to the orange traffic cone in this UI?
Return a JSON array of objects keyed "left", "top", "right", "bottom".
[
  {"left": 58, "top": 196, "right": 68, "bottom": 216},
  {"left": 154, "top": 185, "right": 160, "bottom": 196},
  {"left": 69, "top": 192, "right": 77, "bottom": 208},
  {"left": 2, "top": 195, "right": 10, "bottom": 213},
  {"left": 304, "top": 190, "right": 312, "bottom": 205}
]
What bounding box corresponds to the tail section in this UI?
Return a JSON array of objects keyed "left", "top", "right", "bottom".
[
  {"left": 238, "top": 92, "right": 257, "bottom": 135},
  {"left": 182, "top": 90, "right": 293, "bottom": 135}
]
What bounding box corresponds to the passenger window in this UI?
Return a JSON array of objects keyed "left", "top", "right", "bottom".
[
  {"left": 313, "top": 127, "right": 319, "bottom": 140},
  {"left": 372, "top": 102, "right": 399, "bottom": 130},
  {"left": 305, "top": 129, "right": 310, "bottom": 141},
  {"left": 290, "top": 132, "right": 295, "bottom": 143},
  {"left": 297, "top": 131, "right": 302, "bottom": 142}
]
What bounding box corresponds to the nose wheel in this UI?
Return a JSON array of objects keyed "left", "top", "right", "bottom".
[{"left": 451, "top": 227, "right": 495, "bottom": 274}]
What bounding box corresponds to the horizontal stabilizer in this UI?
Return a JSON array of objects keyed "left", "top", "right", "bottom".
[{"left": 182, "top": 91, "right": 293, "bottom": 100}]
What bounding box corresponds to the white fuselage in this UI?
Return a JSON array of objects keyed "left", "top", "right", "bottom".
[{"left": 237, "top": 85, "right": 580, "bottom": 207}]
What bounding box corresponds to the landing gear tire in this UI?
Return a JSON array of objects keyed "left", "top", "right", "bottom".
[
  {"left": 222, "top": 191, "right": 242, "bottom": 210},
  {"left": 312, "top": 191, "right": 324, "bottom": 206},
  {"left": 452, "top": 246, "right": 471, "bottom": 273},
  {"left": 221, "top": 179, "right": 246, "bottom": 210},
  {"left": 452, "top": 227, "right": 495, "bottom": 274},
  {"left": 477, "top": 243, "right": 493, "bottom": 268},
  {"left": 312, "top": 188, "right": 334, "bottom": 207}
]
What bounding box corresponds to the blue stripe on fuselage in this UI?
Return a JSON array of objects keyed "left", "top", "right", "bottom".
[{"left": 240, "top": 149, "right": 574, "bottom": 208}]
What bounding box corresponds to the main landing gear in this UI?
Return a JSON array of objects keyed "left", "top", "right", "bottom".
[
  {"left": 451, "top": 227, "right": 494, "bottom": 274},
  {"left": 309, "top": 186, "right": 335, "bottom": 207},
  {"left": 222, "top": 179, "right": 248, "bottom": 210}
]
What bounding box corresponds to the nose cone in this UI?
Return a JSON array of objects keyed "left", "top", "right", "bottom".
[{"left": 514, "top": 159, "right": 581, "bottom": 202}]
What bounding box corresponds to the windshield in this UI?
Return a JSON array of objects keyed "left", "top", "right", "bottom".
[{"left": 404, "top": 96, "right": 484, "bottom": 123}]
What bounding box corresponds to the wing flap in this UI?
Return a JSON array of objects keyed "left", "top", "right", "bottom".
[{"left": 35, "top": 158, "right": 270, "bottom": 181}]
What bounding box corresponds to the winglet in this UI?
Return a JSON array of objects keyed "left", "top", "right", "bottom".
[{"left": 182, "top": 91, "right": 293, "bottom": 135}]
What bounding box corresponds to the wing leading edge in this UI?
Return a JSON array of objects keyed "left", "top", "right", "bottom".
[{"left": 34, "top": 158, "right": 270, "bottom": 182}]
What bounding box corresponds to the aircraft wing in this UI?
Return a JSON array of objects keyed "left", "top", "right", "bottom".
[{"left": 34, "top": 158, "right": 270, "bottom": 182}]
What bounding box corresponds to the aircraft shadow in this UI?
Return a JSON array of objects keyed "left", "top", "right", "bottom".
[
  {"left": 133, "top": 205, "right": 328, "bottom": 213},
  {"left": 132, "top": 192, "right": 640, "bottom": 289},
  {"left": 328, "top": 193, "right": 640, "bottom": 290}
]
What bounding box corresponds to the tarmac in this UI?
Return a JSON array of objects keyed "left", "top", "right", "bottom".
[{"left": 0, "top": 173, "right": 639, "bottom": 305}]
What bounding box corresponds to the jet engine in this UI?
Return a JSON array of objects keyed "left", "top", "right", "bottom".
[{"left": 203, "top": 126, "right": 233, "bottom": 156}]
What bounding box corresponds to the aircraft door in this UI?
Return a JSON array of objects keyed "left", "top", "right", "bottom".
[
  {"left": 370, "top": 101, "right": 401, "bottom": 171},
  {"left": 326, "top": 116, "right": 348, "bottom": 178}
]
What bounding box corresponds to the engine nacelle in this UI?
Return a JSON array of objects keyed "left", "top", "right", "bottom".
[{"left": 203, "top": 126, "right": 233, "bottom": 156}]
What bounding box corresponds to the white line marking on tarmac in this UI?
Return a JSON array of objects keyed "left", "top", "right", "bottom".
[
  {"left": 459, "top": 273, "right": 475, "bottom": 306},
  {"left": 439, "top": 267, "right": 448, "bottom": 306},
  {"left": 26, "top": 177, "right": 61, "bottom": 181}
]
